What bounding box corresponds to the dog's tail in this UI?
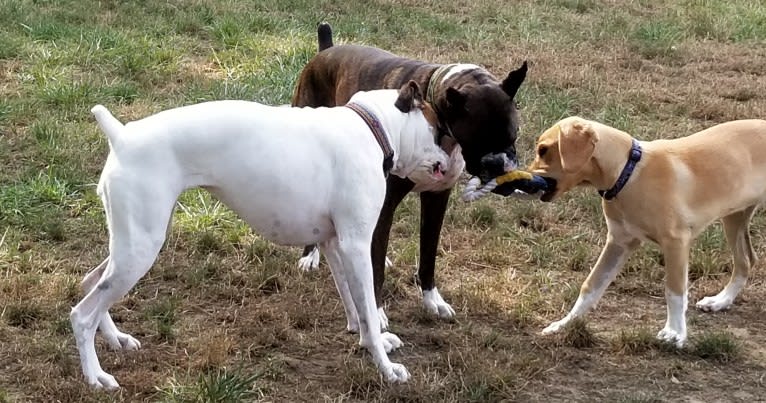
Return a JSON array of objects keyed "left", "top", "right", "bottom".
[
  {"left": 317, "top": 22, "right": 333, "bottom": 52},
  {"left": 91, "top": 104, "right": 125, "bottom": 151}
]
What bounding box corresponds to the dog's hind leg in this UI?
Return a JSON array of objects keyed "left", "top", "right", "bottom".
[
  {"left": 80, "top": 257, "right": 141, "bottom": 351},
  {"left": 81, "top": 257, "right": 109, "bottom": 293},
  {"left": 71, "top": 181, "right": 175, "bottom": 389},
  {"left": 542, "top": 234, "right": 640, "bottom": 335},
  {"left": 297, "top": 244, "right": 321, "bottom": 271},
  {"left": 696, "top": 205, "right": 758, "bottom": 312}
]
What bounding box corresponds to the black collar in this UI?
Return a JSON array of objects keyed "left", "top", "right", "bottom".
[
  {"left": 598, "top": 139, "right": 642, "bottom": 200},
  {"left": 346, "top": 102, "right": 395, "bottom": 175}
]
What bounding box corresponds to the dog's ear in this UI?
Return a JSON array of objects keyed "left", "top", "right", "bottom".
[
  {"left": 558, "top": 119, "right": 598, "bottom": 174},
  {"left": 445, "top": 87, "right": 467, "bottom": 112},
  {"left": 501, "top": 61, "right": 528, "bottom": 100},
  {"left": 395, "top": 80, "right": 425, "bottom": 112}
]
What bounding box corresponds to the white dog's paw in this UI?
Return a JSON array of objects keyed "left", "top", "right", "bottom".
[
  {"left": 346, "top": 320, "right": 360, "bottom": 334},
  {"left": 696, "top": 295, "right": 733, "bottom": 312},
  {"left": 378, "top": 307, "right": 389, "bottom": 331},
  {"left": 297, "top": 248, "right": 320, "bottom": 271},
  {"left": 382, "top": 362, "right": 410, "bottom": 383},
  {"left": 108, "top": 332, "right": 141, "bottom": 351},
  {"left": 86, "top": 369, "right": 120, "bottom": 389},
  {"left": 380, "top": 331, "right": 404, "bottom": 353},
  {"left": 541, "top": 319, "right": 569, "bottom": 335},
  {"left": 657, "top": 327, "right": 686, "bottom": 348},
  {"left": 423, "top": 288, "right": 456, "bottom": 319}
]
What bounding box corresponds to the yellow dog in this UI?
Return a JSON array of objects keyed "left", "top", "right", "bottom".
[{"left": 528, "top": 116, "right": 766, "bottom": 346}]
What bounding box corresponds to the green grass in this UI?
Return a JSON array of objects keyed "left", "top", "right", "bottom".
[
  {"left": 157, "top": 367, "right": 265, "bottom": 402},
  {"left": 690, "top": 331, "right": 741, "bottom": 363},
  {"left": 631, "top": 19, "right": 685, "bottom": 60},
  {"left": 145, "top": 296, "right": 180, "bottom": 342}
]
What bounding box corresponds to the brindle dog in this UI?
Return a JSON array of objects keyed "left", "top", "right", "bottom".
[{"left": 293, "top": 22, "right": 528, "bottom": 327}]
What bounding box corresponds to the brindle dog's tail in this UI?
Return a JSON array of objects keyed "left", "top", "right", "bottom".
[{"left": 317, "top": 22, "right": 333, "bottom": 52}]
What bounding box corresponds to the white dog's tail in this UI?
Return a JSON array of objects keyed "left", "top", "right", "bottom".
[{"left": 91, "top": 104, "right": 125, "bottom": 151}]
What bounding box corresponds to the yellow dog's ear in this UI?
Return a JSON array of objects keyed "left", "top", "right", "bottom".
[{"left": 558, "top": 119, "right": 598, "bottom": 174}]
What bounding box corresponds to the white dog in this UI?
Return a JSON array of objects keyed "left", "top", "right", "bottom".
[{"left": 70, "top": 82, "right": 449, "bottom": 388}]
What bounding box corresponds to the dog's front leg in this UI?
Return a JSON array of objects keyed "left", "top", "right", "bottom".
[
  {"left": 371, "top": 175, "right": 414, "bottom": 329},
  {"left": 419, "top": 188, "right": 455, "bottom": 319},
  {"left": 322, "top": 239, "right": 359, "bottom": 333},
  {"left": 542, "top": 234, "right": 640, "bottom": 335},
  {"left": 330, "top": 237, "right": 410, "bottom": 382},
  {"left": 657, "top": 236, "right": 691, "bottom": 347}
]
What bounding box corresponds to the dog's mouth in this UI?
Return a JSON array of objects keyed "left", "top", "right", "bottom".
[
  {"left": 539, "top": 177, "right": 558, "bottom": 202},
  {"left": 432, "top": 161, "right": 445, "bottom": 180},
  {"left": 540, "top": 190, "right": 555, "bottom": 202}
]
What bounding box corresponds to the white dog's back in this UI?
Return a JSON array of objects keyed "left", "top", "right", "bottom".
[{"left": 92, "top": 100, "right": 387, "bottom": 246}]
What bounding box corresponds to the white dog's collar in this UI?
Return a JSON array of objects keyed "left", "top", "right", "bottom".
[{"left": 346, "top": 102, "right": 395, "bottom": 175}]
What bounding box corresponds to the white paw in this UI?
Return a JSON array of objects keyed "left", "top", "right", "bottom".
[
  {"left": 380, "top": 331, "right": 404, "bottom": 353},
  {"left": 378, "top": 307, "right": 389, "bottom": 331},
  {"left": 297, "top": 248, "right": 320, "bottom": 271},
  {"left": 423, "top": 288, "right": 456, "bottom": 319},
  {"left": 541, "top": 319, "right": 568, "bottom": 335},
  {"left": 657, "top": 327, "right": 686, "bottom": 347},
  {"left": 384, "top": 257, "right": 393, "bottom": 269},
  {"left": 86, "top": 370, "right": 120, "bottom": 389},
  {"left": 382, "top": 362, "right": 410, "bottom": 383},
  {"left": 114, "top": 332, "right": 141, "bottom": 351},
  {"left": 346, "top": 319, "right": 360, "bottom": 334},
  {"left": 696, "top": 295, "right": 733, "bottom": 312}
]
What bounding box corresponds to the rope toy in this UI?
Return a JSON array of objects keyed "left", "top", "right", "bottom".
[
  {"left": 461, "top": 170, "right": 533, "bottom": 202},
  {"left": 462, "top": 171, "right": 553, "bottom": 202}
]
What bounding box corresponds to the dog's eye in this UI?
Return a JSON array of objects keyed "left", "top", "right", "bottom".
[{"left": 537, "top": 146, "right": 548, "bottom": 158}]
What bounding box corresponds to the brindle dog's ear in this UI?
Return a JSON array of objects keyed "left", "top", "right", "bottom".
[
  {"left": 558, "top": 119, "right": 598, "bottom": 174},
  {"left": 445, "top": 87, "right": 466, "bottom": 112},
  {"left": 395, "top": 80, "right": 424, "bottom": 112},
  {"left": 501, "top": 61, "right": 528, "bottom": 100}
]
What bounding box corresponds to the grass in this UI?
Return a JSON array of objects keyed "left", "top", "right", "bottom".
[
  {"left": 689, "top": 331, "right": 741, "bottom": 363},
  {"left": 157, "top": 367, "right": 265, "bottom": 402},
  {"left": 559, "top": 318, "right": 599, "bottom": 349},
  {"left": 1, "top": 0, "right": 766, "bottom": 402}
]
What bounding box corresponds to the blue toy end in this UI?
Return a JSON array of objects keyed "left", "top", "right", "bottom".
[{"left": 492, "top": 174, "right": 553, "bottom": 196}]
